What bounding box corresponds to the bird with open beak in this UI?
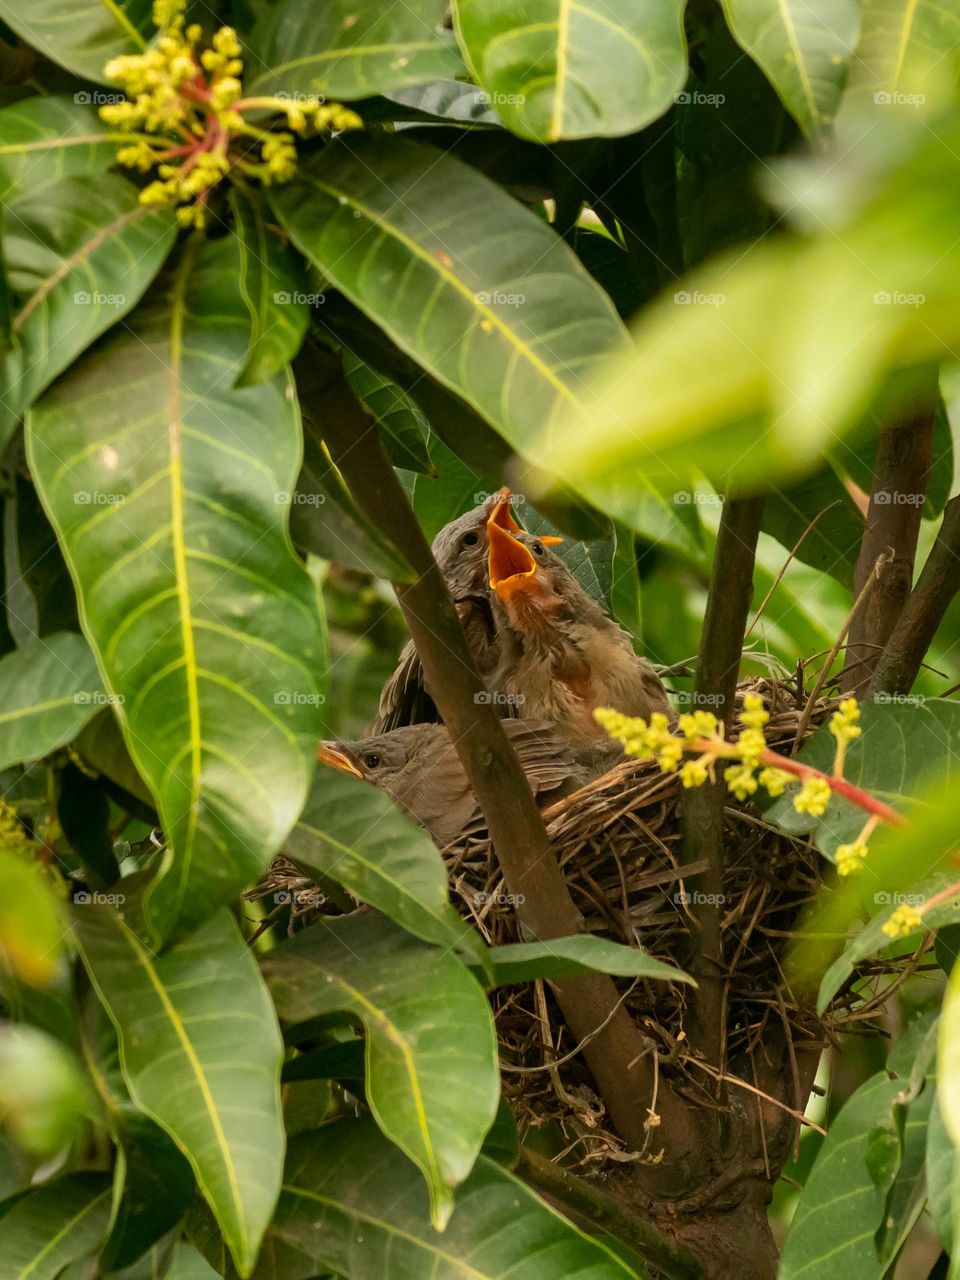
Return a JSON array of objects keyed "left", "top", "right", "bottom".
[
  {"left": 317, "top": 719, "right": 608, "bottom": 851},
  {"left": 372, "top": 488, "right": 561, "bottom": 732},
  {"left": 486, "top": 515, "right": 671, "bottom": 744}
]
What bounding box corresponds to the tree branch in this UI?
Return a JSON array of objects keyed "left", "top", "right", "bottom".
[
  {"left": 309, "top": 357, "right": 695, "bottom": 1158},
  {"left": 870, "top": 495, "right": 960, "bottom": 695},
  {"left": 842, "top": 407, "right": 935, "bottom": 696},
  {"left": 680, "top": 496, "right": 764, "bottom": 1067},
  {"left": 516, "top": 1147, "right": 703, "bottom": 1280}
]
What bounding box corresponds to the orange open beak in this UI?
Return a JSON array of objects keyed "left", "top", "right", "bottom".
[
  {"left": 316, "top": 742, "right": 364, "bottom": 779},
  {"left": 487, "top": 518, "right": 540, "bottom": 596},
  {"left": 487, "top": 486, "right": 562, "bottom": 545}
]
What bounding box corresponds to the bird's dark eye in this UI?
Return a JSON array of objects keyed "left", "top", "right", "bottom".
[
  {"left": 532, "top": 541, "right": 545, "bottom": 556},
  {"left": 462, "top": 531, "right": 480, "bottom": 547},
  {"left": 364, "top": 753, "right": 381, "bottom": 769}
]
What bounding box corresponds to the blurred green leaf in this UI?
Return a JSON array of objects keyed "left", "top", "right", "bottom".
[
  {"left": 842, "top": 0, "right": 960, "bottom": 107},
  {"left": 0, "top": 97, "right": 120, "bottom": 200},
  {"left": 265, "top": 914, "right": 499, "bottom": 1229},
  {"left": 257, "top": 1119, "right": 645, "bottom": 1279},
  {"left": 926, "top": 1090, "right": 959, "bottom": 1251},
  {"left": 284, "top": 767, "right": 479, "bottom": 955},
  {"left": 0, "top": 1022, "right": 89, "bottom": 1157},
  {"left": 0, "top": 0, "right": 149, "bottom": 83},
  {"left": 74, "top": 904, "right": 284, "bottom": 1278},
  {"left": 762, "top": 469, "right": 863, "bottom": 588},
  {"left": 721, "top": 0, "right": 859, "bottom": 139},
  {"left": 0, "top": 1172, "right": 111, "bottom": 1280},
  {"left": 249, "top": 0, "right": 462, "bottom": 99},
  {"left": 0, "top": 633, "right": 101, "bottom": 772},
  {"left": 28, "top": 237, "right": 324, "bottom": 942},
  {"left": 453, "top": 0, "right": 686, "bottom": 142}
]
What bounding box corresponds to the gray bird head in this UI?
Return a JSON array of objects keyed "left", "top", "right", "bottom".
[
  {"left": 317, "top": 724, "right": 445, "bottom": 807},
  {"left": 430, "top": 488, "right": 535, "bottom": 603}
]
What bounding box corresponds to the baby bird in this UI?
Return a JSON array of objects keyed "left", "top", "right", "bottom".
[
  {"left": 486, "top": 515, "right": 670, "bottom": 744},
  {"left": 318, "top": 719, "right": 607, "bottom": 850},
  {"left": 372, "top": 489, "right": 559, "bottom": 732}
]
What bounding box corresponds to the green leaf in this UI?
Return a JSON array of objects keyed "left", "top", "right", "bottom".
[
  {"left": 341, "top": 349, "right": 434, "bottom": 476},
  {"left": 779, "top": 1073, "right": 905, "bottom": 1279},
  {"left": 765, "top": 698, "right": 960, "bottom": 859},
  {"left": 284, "top": 767, "right": 478, "bottom": 954},
  {"left": 0, "top": 847, "right": 64, "bottom": 989},
  {"left": 27, "top": 236, "right": 325, "bottom": 943},
  {"left": 479, "top": 935, "right": 694, "bottom": 987},
  {"left": 249, "top": 0, "right": 462, "bottom": 100},
  {"left": 453, "top": 0, "right": 687, "bottom": 142},
  {"left": 721, "top": 0, "right": 859, "bottom": 139},
  {"left": 2, "top": 174, "right": 176, "bottom": 449},
  {"left": 926, "top": 1091, "right": 959, "bottom": 1251},
  {"left": 264, "top": 915, "right": 499, "bottom": 1229},
  {"left": 260, "top": 1119, "right": 643, "bottom": 1279},
  {"left": 230, "top": 190, "right": 309, "bottom": 387},
  {"left": 940, "top": 959, "right": 960, "bottom": 1152},
  {"left": 0, "top": 96, "right": 121, "bottom": 200},
  {"left": 0, "top": 632, "right": 102, "bottom": 771},
  {"left": 73, "top": 903, "right": 285, "bottom": 1278},
  {"left": 0, "top": 1173, "right": 112, "bottom": 1280},
  {"left": 0, "top": 0, "right": 149, "bottom": 83},
  {"left": 816, "top": 868, "right": 959, "bottom": 1012},
  {"left": 843, "top": 0, "right": 960, "bottom": 104},
  {"left": 271, "top": 136, "right": 628, "bottom": 468},
  {"left": 762, "top": 467, "right": 864, "bottom": 589}
]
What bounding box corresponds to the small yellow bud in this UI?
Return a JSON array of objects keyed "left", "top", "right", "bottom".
[
  {"left": 680, "top": 759, "right": 709, "bottom": 788},
  {"left": 757, "top": 766, "right": 791, "bottom": 798},
  {"left": 793, "top": 775, "right": 832, "bottom": 817},
  {"left": 835, "top": 841, "right": 868, "bottom": 876},
  {"left": 725, "top": 763, "right": 758, "bottom": 800},
  {"left": 739, "top": 693, "right": 769, "bottom": 730},
  {"left": 881, "top": 904, "right": 924, "bottom": 939}
]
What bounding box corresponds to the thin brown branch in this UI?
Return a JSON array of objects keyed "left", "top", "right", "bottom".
[
  {"left": 307, "top": 354, "right": 693, "bottom": 1157},
  {"left": 516, "top": 1147, "right": 704, "bottom": 1280},
  {"left": 870, "top": 495, "right": 960, "bottom": 695},
  {"left": 842, "top": 406, "right": 936, "bottom": 695},
  {"left": 680, "top": 496, "right": 763, "bottom": 1068}
]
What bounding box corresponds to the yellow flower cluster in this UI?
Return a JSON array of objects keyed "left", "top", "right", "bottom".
[
  {"left": 881, "top": 903, "right": 924, "bottom": 939},
  {"left": 829, "top": 697, "right": 862, "bottom": 775},
  {"left": 596, "top": 693, "right": 860, "bottom": 823},
  {"left": 0, "top": 800, "right": 33, "bottom": 855},
  {"left": 100, "top": 0, "right": 361, "bottom": 227},
  {"left": 834, "top": 840, "right": 868, "bottom": 876}
]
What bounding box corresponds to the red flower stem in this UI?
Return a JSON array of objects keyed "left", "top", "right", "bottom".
[
  {"left": 919, "top": 880, "right": 960, "bottom": 914},
  {"left": 688, "top": 739, "right": 907, "bottom": 827}
]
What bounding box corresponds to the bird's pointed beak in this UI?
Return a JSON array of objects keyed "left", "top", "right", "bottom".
[
  {"left": 486, "top": 486, "right": 562, "bottom": 545},
  {"left": 316, "top": 742, "right": 364, "bottom": 779},
  {"left": 487, "top": 518, "right": 540, "bottom": 597}
]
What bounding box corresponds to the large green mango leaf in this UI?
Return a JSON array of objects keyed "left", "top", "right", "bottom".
[
  {"left": 249, "top": 0, "right": 462, "bottom": 100},
  {"left": 0, "top": 632, "right": 102, "bottom": 771},
  {"left": 284, "top": 768, "right": 479, "bottom": 954},
  {"left": 27, "top": 236, "right": 324, "bottom": 942},
  {"left": 254, "top": 1120, "right": 644, "bottom": 1279},
  {"left": 0, "top": 0, "right": 149, "bottom": 83},
  {"left": 264, "top": 915, "right": 499, "bottom": 1230},
  {"left": 271, "top": 136, "right": 629, "bottom": 464},
  {"left": 453, "top": 0, "right": 687, "bottom": 142},
  {"left": 779, "top": 1074, "right": 907, "bottom": 1279},
  {"left": 0, "top": 96, "right": 122, "bottom": 200},
  {"left": 2, "top": 173, "right": 176, "bottom": 449},
  {"left": 74, "top": 903, "right": 285, "bottom": 1278},
  {"left": 0, "top": 1173, "right": 112, "bottom": 1280},
  {"left": 765, "top": 699, "right": 960, "bottom": 859},
  {"left": 721, "top": 0, "right": 859, "bottom": 139}
]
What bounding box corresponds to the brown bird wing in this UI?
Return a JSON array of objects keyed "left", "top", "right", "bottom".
[
  {"left": 370, "top": 640, "right": 439, "bottom": 733},
  {"left": 501, "top": 719, "right": 590, "bottom": 799}
]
